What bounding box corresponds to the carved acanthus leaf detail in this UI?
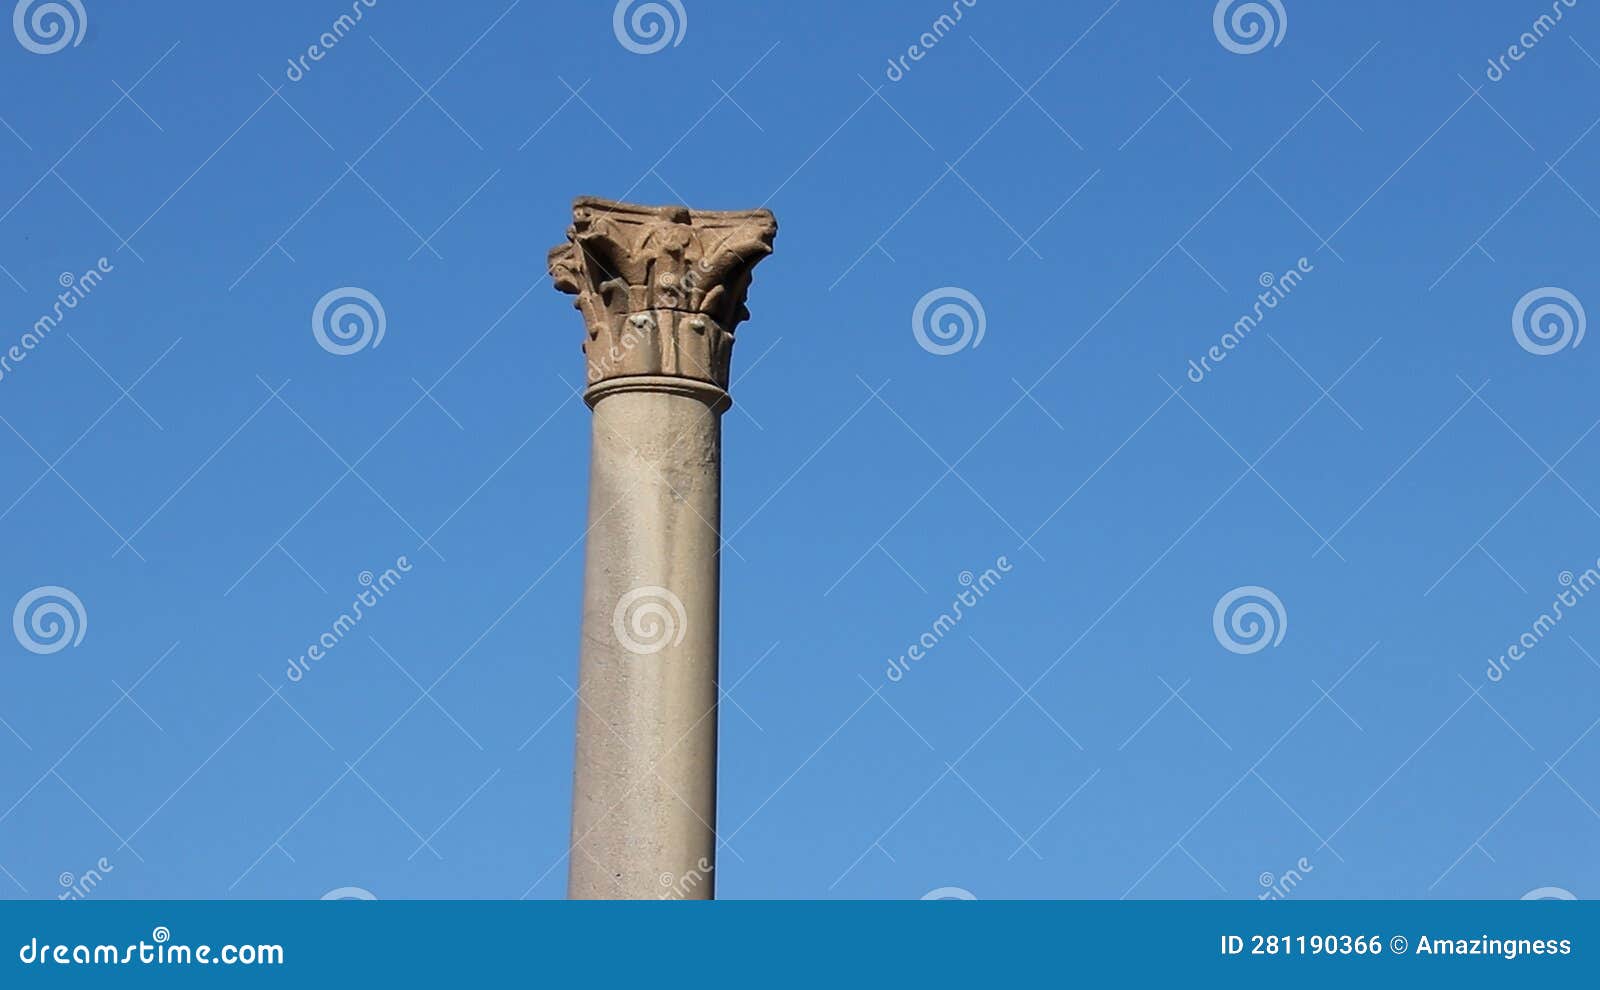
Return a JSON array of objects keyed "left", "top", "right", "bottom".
[{"left": 549, "top": 197, "right": 777, "bottom": 389}]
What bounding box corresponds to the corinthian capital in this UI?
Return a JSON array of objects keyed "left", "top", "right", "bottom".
[{"left": 549, "top": 196, "right": 777, "bottom": 392}]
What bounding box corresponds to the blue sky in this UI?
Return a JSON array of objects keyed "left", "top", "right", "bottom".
[{"left": 0, "top": 0, "right": 1598, "bottom": 900}]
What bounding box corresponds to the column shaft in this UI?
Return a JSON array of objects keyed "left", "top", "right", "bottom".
[{"left": 569, "top": 380, "right": 723, "bottom": 899}]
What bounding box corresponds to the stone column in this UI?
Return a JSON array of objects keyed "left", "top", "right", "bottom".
[{"left": 549, "top": 197, "right": 777, "bottom": 899}]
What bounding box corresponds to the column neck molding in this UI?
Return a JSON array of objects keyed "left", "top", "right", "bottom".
[{"left": 583, "top": 374, "right": 730, "bottom": 412}]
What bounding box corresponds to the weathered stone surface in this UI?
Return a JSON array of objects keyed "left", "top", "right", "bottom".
[
  {"left": 552, "top": 196, "right": 777, "bottom": 900},
  {"left": 549, "top": 196, "right": 777, "bottom": 389},
  {"left": 569, "top": 383, "right": 723, "bottom": 900}
]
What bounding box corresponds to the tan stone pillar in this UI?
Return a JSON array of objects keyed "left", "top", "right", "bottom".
[{"left": 549, "top": 197, "right": 777, "bottom": 899}]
